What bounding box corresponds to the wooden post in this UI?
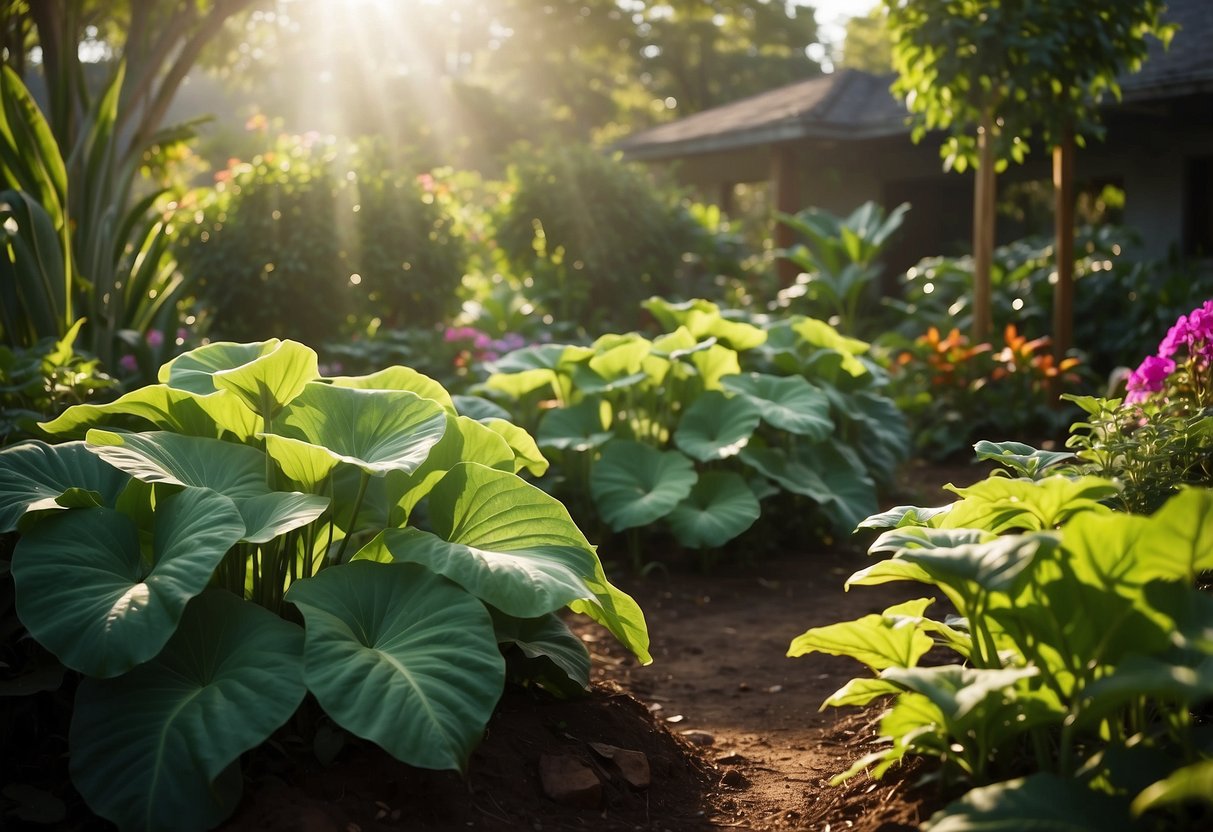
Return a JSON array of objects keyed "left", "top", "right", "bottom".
[
  {"left": 1053, "top": 129, "right": 1075, "bottom": 361},
  {"left": 972, "top": 112, "right": 996, "bottom": 342},
  {"left": 772, "top": 144, "right": 800, "bottom": 286},
  {"left": 719, "top": 181, "right": 734, "bottom": 217}
]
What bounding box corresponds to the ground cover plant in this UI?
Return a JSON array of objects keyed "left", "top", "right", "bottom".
[
  {"left": 791, "top": 442, "right": 1213, "bottom": 829},
  {"left": 481, "top": 297, "right": 908, "bottom": 564},
  {"left": 0, "top": 338, "right": 648, "bottom": 831}
]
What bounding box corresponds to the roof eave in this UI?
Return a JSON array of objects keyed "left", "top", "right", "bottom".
[{"left": 619, "top": 119, "right": 911, "bottom": 161}]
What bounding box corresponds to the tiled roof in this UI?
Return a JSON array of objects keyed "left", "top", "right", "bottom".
[{"left": 618, "top": 0, "right": 1213, "bottom": 161}]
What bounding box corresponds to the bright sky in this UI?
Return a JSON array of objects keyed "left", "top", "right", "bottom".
[{"left": 812, "top": 0, "right": 880, "bottom": 45}]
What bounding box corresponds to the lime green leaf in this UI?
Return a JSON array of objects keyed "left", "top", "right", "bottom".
[
  {"left": 823, "top": 677, "right": 902, "bottom": 709},
  {"left": 788, "top": 599, "right": 935, "bottom": 670},
  {"left": 590, "top": 441, "right": 697, "bottom": 531},
  {"left": 567, "top": 559, "right": 652, "bottom": 665},
  {"left": 900, "top": 534, "right": 1057, "bottom": 597},
  {"left": 482, "top": 418, "right": 548, "bottom": 476},
  {"left": 160, "top": 341, "right": 275, "bottom": 394},
  {"left": 212, "top": 339, "right": 319, "bottom": 419},
  {"left": 881, "top": 664, "right": 1039, "bottom": 722},
  {"left": 859, "top": 504, "right": 953, "bottom": 531},
  {"left": 39, "top": 384, "right": 252, "bottom": 439},
  {"left": 69, "top": 590, "right": 305, "bottom": 832},
  {"left": 1138, "top": 489, "right": 1213, "bottom": 580},
  {"left": 721, "top": 373, "right": 833, "bottom": 439},
  {"left": 12, "top": 489, "right": 244, "bottom": 677},
  {"left": 268, "top": 383, "right": 447, "bottom": 477},
  {"left": 942, "top": 475, "right": 1119, "bottom": 532},
  {"left": 286, "top": 561, "right": 504, "bottom": 771},
  {"left": 238, "top": 492, "right": 330, "bottom": 544},
  {"left": 1133, "top": 760, "right": 1213, "bottom": 816},
  {"left": 0, "top": 440, "right": 128, "bottom": 532},
  {"left": 666, "top": 472, "right": 760, "bottom": 548},
  {"left": 845, "top": 558, "right": 937, "bottom": 589},
  {"left": 673, "top": 391, "right": 760, "bottom": 461},
  {"left": 328, "top": 366, "right": 455, "bottom": 414}
]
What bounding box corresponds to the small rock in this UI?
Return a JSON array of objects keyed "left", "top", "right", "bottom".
[
  {"left": 737, "top": 682, "right": 751, "bottom": 692},
  {"left": 678, "top": 729, "right": 715, "bottom": 746},
  {"left": 539, "top": 754, "right": 602, "bottom": 809},
  {"left": 766, "top": 685, "right": 783, "bottom": 694},
  {"left": 589, "top": 742, "right": 652, "bottom": 789},
  {"left": 721, "top": 769, "right": 750, "bottom": 790},
  {"left": 665, "top": 714, "right": 684, "bottom": 723}
]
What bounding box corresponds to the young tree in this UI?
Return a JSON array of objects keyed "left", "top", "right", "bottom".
[{"left": 884, "top": 0, "right": 1172, "bottom": 347}]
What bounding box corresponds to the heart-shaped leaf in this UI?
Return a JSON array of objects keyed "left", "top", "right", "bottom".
[
  {"left": 328, "top": 366, "right": 455, "bottom": 414},
  {"left": 286, "top": 561, "right": 504, "bottom": 771},
  {"left": 212, "top": 339, "right": 319, "bottom": 419},
  {"left": 238, "top": 492, "right": 330, "bottom": 544},
  {"left": 721, "top": 373, "right": 833, "bottom": 439},
  {"left": 0, "top": 440, "right": 128, "bottom": 533},
  {"left": 12, "top": 489, "right": 245, "bottom": 677},
  {"left": 70, "top": 589, "right": 305, "bottom": 832},
  {"left": 590, "top": 441, "right": 697, "bottom": 531},
  {"left": 538, "top": 399, "right": 612, "bottom": 452},
  {"left": 673, "top": 392, "right": 760, "bottom": 461},
  {"left": 86, "top": 429, "right": 268, "bottom": 497},
  {"left": 267, "top": 382, "right": 447, "bottom": 477},
  {"left": 666, "top": 472, "right": 760, "bottom": 548},
  {"left": 160, "top": 340, "right": 274, "bottom": 394},
  {"left": 355, "top": 527, "right": 597, "bottom": 619}
]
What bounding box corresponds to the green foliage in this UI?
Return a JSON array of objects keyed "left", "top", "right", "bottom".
[
  {"left": 483, "top": 297, "right": 909, "bottom": 563},
  {"left": 794, "top": 451, "right": 1213, "bottom": 829},
  {"left": 775, "top": 201, "right": 909, "bottom": 335},
  {"left": 1, "top": 337, "right": 648, "bottom": 829},
  {"left": 494, "top": 145, "right": 742, "bottom": 332},
  {"left": 177, "top": 134, "right": 466, "bottom": 344},
  {"left": 0, "top": 321, "right": 118, "bottom": 444},
  {"left": 885, "top": 0, "right": 1174, "bottom": 170}
]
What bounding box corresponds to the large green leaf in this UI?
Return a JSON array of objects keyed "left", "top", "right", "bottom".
[
  {"left": 673, "top": 392, "right": 760, "bottom": 461},
  {"left": 666, "top": 472, "right": 760, "bottom": 548},
  {"left": 159, "top": 341, "right": 275, "bottom": 394},
  {"left": 329, "top": 366, "right": 456, "bottom": 414},
  {"left": 1137, "top": 488, "right": 1213, "bottom": 581},
  {"left": 426, "top": 463, "right": 651, "bottom": 664},
  {"left": 925, "top": 773, "right": 1139, "bottom": 832},
  {"left": 238, "top": 492, "right": 330, "bottom": 544},
  {"left": 481, "top": 418, "right": 549, "bottom": 477},
  {"left": 590, "top": 440, "right": 697, "bottom": 531},
  {"left": 210, "top": 339, "right": 319, "bottom": 419},
  {"left": 1133, "top": 760, "right": 1213, "bottom": 816},
  {"left": 0, "top": 440, "right": 128, "bottom": 532},
  {"left": 942, "top": 475, "right": 1118, "bottom": 532},
  {"left": 537, "top": 399, "right": 613, "bottom": 452},
  {"left": 267, "top": 382, "right": 447, "bottom": 477},
  {"left": 899, "top": 534, "right": 1057, "bottom": 597},
  {"left": 39, "top": 384, "right": 255, "bottom": 440},
  {"left": 12, "top": 489, "right": 244, "bottom": 677},
  {"left": 286, "top": 561, "right": 504, "bottom": 771},
  {"left": 797, "top": 439, "right": 877, "bottom": 534},
  {"left": 355, "top": 527, "right": 597, "bottom": 618},
  {"left": 69, "top": 590, "right": 305, "bottom": 832},
  {"left": 881, "top": 664, "right": 1039, "bottom": 723},
  {"left": 492, "top": 610, "right": 591, "bottom": 695},
  {"left": 721, "top": 372, "right": 833, "bottom": 438},
  {"left": 642, "top": 297, "right": 767, "bottom": 350},
  {"left": 787, "top": 598, "right": 935, "bottom": 671}
]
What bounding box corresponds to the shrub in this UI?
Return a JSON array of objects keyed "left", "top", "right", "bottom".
[{"left": 177, "top": 135, "right": 466, "bottom": 344}]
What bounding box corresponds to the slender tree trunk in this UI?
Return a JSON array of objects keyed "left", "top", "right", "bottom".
[
  {"left": 972, "top": 111, "right": 996, "bottom": 342},
  {"left": 1053, "top": 127, "right": 1075, "bottom": 361}
]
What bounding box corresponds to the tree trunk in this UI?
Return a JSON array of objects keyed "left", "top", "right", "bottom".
[
  {"left": 1053, "top": 128, "right": 1075, "bottom": 361},
  {"left": 971, "top": 111, "right": 996, "bottom": 342}
]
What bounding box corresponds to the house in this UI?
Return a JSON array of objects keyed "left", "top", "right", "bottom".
[{"left": 615, "top": 0, "right": 1213, "bottom": 278}]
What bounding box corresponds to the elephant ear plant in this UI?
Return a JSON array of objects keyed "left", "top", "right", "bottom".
[{"left": 0, "top": 338, "right": 649, "bottom": 832}]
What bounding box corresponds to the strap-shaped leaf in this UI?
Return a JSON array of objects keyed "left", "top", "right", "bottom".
[
  {"left": 267, "top": 383, "right": 447, "bottom": 477},
  {"left": 590, "top": 441, "right": 697, "bottom": 531},
  {"left": 286, "top": 561, "right": 504, "bottom": 772},
  {"left": 666, "top": 472, "right": 760, "bottom": 548},
  {"left": 12, "top": 489, "right": 245, "bottom": 677},
  {"left": 0, "top": 440, "right": 128, "bottom": 533},
  {"left": 70, "top": 590, "right": 305, "bottom": 832},
  {"left": 674, "top": 392, "right": 760, "bottom": 461},
  {"left": 721, "top": 372, "right": 833, "bottom": 439},
  {"left": 354, "top": 527, "right": 597, "bottom": 618}
]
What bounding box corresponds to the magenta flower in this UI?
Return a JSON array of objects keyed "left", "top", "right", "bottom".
[
  {"left": 146, "top": 330, "right": 164, "bottom": 348},
  {"left": 1126, "top": 355, "right": 1175, "bottom": 403},
  {"left": 119, "top": 354, "right": 138, "bottom": 373}
]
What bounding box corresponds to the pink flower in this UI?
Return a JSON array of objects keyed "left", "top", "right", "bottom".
[
  {"left": 1126, "top": 355, "right": 1175, "bottom": 403},
  {"left": 146, "top": 330, "right": 164, "bottom": 348},
  {"left": 1158, "top": 314, "right": 1188, "bottom": 359},
  {"left": 119, "top": 354, "right": 138, "bottom": 373}
]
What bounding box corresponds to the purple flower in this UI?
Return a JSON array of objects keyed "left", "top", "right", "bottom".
[
  {"left": 1158, "top": 314, "right": 1188, "bottom": 359},
  {"left": 444, "top": 326, "right": 480, "bottom": 343},
  {"left": 1126, "top": 355, "right": 1175, "bottom": 403},
  {"left": 146, "top": 330, "right": 164, "bottom": 348},
  {"left": 119, "top": 354, "right": 138, "bottom": 373}
]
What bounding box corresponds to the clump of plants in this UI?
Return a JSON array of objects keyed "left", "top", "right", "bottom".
[
  {"left": 1064, "top": 298, "right": 1213, "bottom": 513},
  {"left": 0, "top": 338, "right": 647, "bottom": 830},
  {"left": 884, "top": 323, "right": 1083, "bottom": 459},
  {"left": 480, "top": 297, "right": 908, "bottom": 564},
  {"left": 791, "top": 442, "right": 1213, "bottom": 829}
]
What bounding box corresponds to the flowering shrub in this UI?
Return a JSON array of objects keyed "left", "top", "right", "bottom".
[
  {"left": 885, "top": 324, "right": 1081, "bottom": 459},
  {"left": 1067, "top": 299, "right": 1213, "bottom": 513}
]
